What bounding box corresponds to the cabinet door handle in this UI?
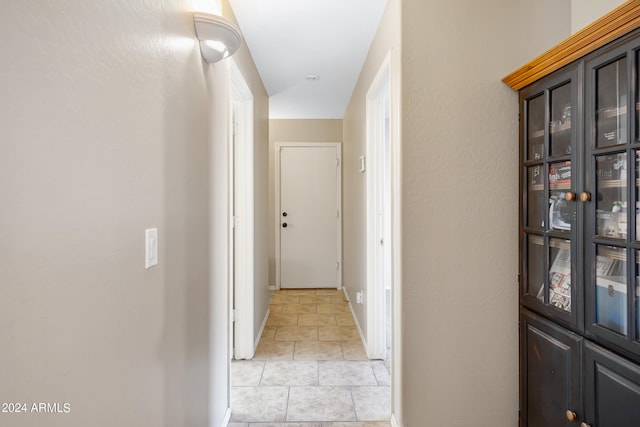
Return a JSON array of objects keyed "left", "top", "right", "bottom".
[
  {"left": 579, "top": 192, "right": 591, "bottom": 202},
  {"left": 565, "top": 192, "right": 576, "bottom": 201},
  {"left": 580, "top": 423, "right": 591, "bottom": 427},
  {"left": 566, "top": 410, "right": 577, "bottom": 421}
]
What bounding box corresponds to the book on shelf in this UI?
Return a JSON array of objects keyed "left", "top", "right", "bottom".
[
  {"left": 529, "top": 165, "right": 542, "bottom": 187},
  {"left": 597, "top": 153, "right": 627, "bottom": 181},
  {"left": 549, "top": 161, "right": 571, "bottom": 186},
  {"left": 596, "top": 255, "right": 616, "bottom": 277},
  {"left": 549, "top": 248, "right": 571, "bottom": 311}
]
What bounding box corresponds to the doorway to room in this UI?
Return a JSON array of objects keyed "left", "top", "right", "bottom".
[
  {"left": 366, "top": 54, "right": 392, "bottom": 366},
  {"left": 230, "top": 60, "right": 255, "bottom": 360}
]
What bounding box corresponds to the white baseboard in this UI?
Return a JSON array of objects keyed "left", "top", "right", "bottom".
[
  {"left": 343, "top": 287, "right": 369, "bottom": 353},
  {"left": 220, "top": 407, "right": 231, "bottom": 427},
  {"left": 255, "top": 307, "right": 270, "bottom": 349},
  {"left": 268, "top": 285, "right": 276, "bottom": 291}
]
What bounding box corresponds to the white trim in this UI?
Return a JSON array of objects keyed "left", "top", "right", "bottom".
[
  {"left": 219, "top": 408, "right": 231, "bottom": 427},
  {"left": 230, "top": 60, "right": 255, "bottom": 360},
  {"left": 274, "top": 142, "right": 342, "bottom": 290},
  {"left": 365, "top": 52, "right": 392, "bottom": 360},
  {"left": 391, "top": 413, "right": 401, "bottom": 427},
  {"left": 254, "top": 307, "right": 270, "bottom": 349},
  {"left": 344, "top": 286, "right": 368, "bottom": 350},
  {"left": 389, "top": 45, "right": 403, "bottom": 427}
]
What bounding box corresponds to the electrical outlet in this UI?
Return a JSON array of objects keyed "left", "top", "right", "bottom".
[{"left": 356, "top": 291, "right": 363, "bottom": 304}]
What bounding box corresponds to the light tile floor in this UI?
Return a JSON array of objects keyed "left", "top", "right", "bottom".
[{"left": 230, "top": 288, "right": 390, "bottom": 427}]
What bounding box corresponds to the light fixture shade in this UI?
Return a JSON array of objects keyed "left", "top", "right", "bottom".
[{"left": 194, "top": 12, "right": 242, "bottom": 63}]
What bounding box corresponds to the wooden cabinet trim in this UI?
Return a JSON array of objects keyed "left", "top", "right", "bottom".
[{"left": 503, "top": 2, "right": 640, "bottom": 90}]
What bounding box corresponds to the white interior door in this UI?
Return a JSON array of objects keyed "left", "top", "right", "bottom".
[{"left": 276, "top": 143, "right": 341, "bottom": 289}]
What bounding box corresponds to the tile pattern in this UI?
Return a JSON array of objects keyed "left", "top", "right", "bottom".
[{"left": 231, "top": 289, "right": 390, "bottom": 426}]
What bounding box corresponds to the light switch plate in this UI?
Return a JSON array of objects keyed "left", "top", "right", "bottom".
[{"left": 145, "top": 228, "right": 158, "bottom": 269}]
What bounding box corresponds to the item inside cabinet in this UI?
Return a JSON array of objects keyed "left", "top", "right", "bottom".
[{"left": 549, "top": 248, "right": 571, "bottom": 311}]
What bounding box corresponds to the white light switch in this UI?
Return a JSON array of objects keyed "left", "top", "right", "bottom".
[{"left": 145, "top": 228, "right": 158, "bottom": 269}]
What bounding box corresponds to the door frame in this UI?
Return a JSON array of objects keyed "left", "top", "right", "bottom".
[
  {"left": 274, "top": 142, "right": 342, "bottom": 290},
  {"left": 366, "top": 53, "right": 392, "bottom": 359},
  {"left": 229, "top": 60, "right": 255, "bottom": 359}
]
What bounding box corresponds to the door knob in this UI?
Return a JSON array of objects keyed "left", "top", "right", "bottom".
[
  {"left": 282, "top": 212, "right": 287, "bottom": 217},
  {"left": 565, "top": 192, "right": 576, "bottom": 201},
  {"left": 566, "top": 410, "right": 577, "bottom": 421},
  {"left": 580, "top": 423, "right": 591, "bottom": 427},
  {"left": 282, "top": 223, "right": 288, "bottom": 228},
  {"left": 579, "top": 192, "right": 591, "bottom": 202}
]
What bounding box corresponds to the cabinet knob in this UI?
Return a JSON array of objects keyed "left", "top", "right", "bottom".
[
  {"left": 580, "top": 423, "right": 591, "bottom": 427},
  {"left": 565, "top": 192, "right": 576, "bottom": 201},
  {"left": 579, "top": 192, "right": 591, "bottom": 202},
  {"left": 566, "top": 410, "right": 577, "bottom": 421}
]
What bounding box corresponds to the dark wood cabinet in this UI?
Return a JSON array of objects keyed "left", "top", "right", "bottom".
[
  {"left": 510, "top": 5, "right": 640, "bottom": 426},
  {"left": 584, "top": 341, "right": 640, "bottom": 426},
  {"left": 520, "top": 309, "right": 582, "bottom": 427}
]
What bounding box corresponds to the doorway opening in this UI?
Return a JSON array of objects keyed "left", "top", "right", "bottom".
[
  {"left": 230, "top": 60, "right": 255, "bottom": 360},
  {"left": 366, "top": 54, "right": 392, "bottom": 365}
]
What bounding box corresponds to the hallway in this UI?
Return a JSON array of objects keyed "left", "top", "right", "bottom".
[{"left": 229, "top": 289, "right": 390, "bottom": 425}]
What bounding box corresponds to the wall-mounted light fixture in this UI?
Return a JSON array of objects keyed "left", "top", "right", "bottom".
[{"left": 194, "top": 12, "right": 242, "bottom": 63}]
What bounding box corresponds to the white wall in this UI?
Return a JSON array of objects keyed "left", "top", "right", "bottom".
[
  {"left": 572, "top": 0, "right": 627, "bottom": 34},
  {"left": 0, "top": 1, "right": 267, "bottom": 426},
  {"left": 399, "top": 0, "right": 570, "bottom": 425}
]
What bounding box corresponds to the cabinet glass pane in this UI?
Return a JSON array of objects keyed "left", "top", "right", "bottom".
[
  {"left": 596, "top": 58, "right": 628, "bottom": 147},
  {"left": 527, "top": 165, "right": 545, "bottom": 229},
  {"left": 549, "top": 161, "right": 573, "bottom": 231},
  {"left": 527, "top": 235, "right": 544, "bottom": 301},
  {"left": 550, "top": 83, "right": 572, "bottom": 156},
  {"left": 549, "top": 238, "right": 571, "bottom": 312},
  {"left": 596, "top": 246, "right": 627, "bottom": 335},
  {"left": 527, "top": 95, "right": 545, "bottom": 161},
  {"left": 596, "top": 153, "right": 628, "bottom": 239}
]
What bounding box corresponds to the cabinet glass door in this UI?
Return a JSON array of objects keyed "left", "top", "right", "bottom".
[
  {"left": 596, "top": 57, "right": 628, "bottom": 147},
  {"left": 586, "top": 48, "right": 639, "bottom": 358},
  {"left": 521, "top": 73, "right": 576, "bottom": 325}
]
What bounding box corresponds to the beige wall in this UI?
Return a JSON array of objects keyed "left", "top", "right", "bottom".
[
  {"left": 0, "top": 1, "right": 267, "bottom": 426},
  {"left": 399, "top": 0, "right": 570, "bottom": 425},
  {"left": 268, "top": 119, "right": 343, "bottom": 286},
  {"left": 572, "top": 0, "right": 627, "bottom": 33}
]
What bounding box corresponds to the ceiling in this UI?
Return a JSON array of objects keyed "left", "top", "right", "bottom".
[{"left": 228, "top": 0, "right": 388, "bottom": 119}]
